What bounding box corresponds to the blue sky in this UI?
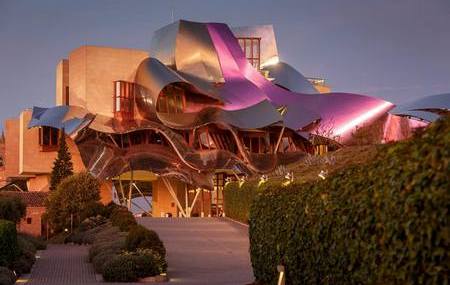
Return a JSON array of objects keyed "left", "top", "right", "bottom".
[{"left": 1, "top": 0, "right": 449, "bottom": 130}]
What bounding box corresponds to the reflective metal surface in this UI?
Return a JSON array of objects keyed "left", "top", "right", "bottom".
[
  {"left": 28, "top": 19, "right": 443, "bottom": 188},
  {"left": 391, "top": 93, "right": 450, "bottom": 122},
  {"left": 262, "top": 61, "right": 318, "bottom": 93}
]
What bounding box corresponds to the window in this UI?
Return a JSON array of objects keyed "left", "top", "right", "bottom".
[
  {"left": 65, "top": 86, "right": 70, "bottom": 106},
  {"left": 199, "top": 131, "right": 216, "bottom": 150},
  {"left": 242, "top": 133, "right": 267, "bottom": 154},
  {"left": 114, "top": 81, "right": 135, "bottom": 121},
  {"left": 38, "top": 127, "right": 59, "bottom": 151},
  {"left": 157, "top": 85, "right": 185, "bottom": 114},
  {"left": 26, "top": 217, "right": 32, "bottom": 224},
  {"left": 212, "top": 173, "right": 226, "bottom": 217},
  {"left": 279, "top": 136, "right": 297, "bottom": 153},
  {"left": 237, "top": 37, "right": 261, "bottom": 70}
]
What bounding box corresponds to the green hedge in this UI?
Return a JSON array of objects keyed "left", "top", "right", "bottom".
[
  {"left": 0, "top": 219, "right": 19, "bottom": 267},
  {"left": 126, "top": 225, "right": 166, "bottom": 257},
  {"left": 249, "top": 117, "right": 450, "bottom": 285},
  {"left": 224, "top": 180, "right": 281, "bottom": 224}
]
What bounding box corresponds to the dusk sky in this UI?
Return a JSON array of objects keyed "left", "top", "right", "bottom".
[{"left": 1, "top": 0, "right": 449, "bottom": 130}]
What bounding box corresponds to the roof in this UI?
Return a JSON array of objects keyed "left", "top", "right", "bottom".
[{"left": 0, "top": 191, "right": 48, "bottom": 207}]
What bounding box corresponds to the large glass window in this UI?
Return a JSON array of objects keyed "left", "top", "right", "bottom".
[
  {"left": 237, "top": 37, "right": 261, "bottom": 70},
  {"left": 157, "top": 85, "right": 185, "bottom": 114},
  {"left": 114, "top": 81, "right": 135, "bottom": 120}
]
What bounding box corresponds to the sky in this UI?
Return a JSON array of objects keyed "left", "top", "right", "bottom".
[{"left": 1, "top": 0, "right": 450, "bottom": 130}]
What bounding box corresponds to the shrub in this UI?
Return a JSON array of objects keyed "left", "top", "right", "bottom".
[
  {"left": 79, "top": 202, "right": 108, "bottom": 221},
  {"left": 46, "top": 172, "right": 100, "bottom": 233},
  {"left": 17, "top": 235, "right": 36, "bottom": 255},
  {"left": 88, "top": 239, "right": 125, "bottom": 262},
  {"left": 0, "top": 220, "right": 19, "bottom": 267},
  {"left": 11, "top": 254, "right": 35, "bottom": 275},
  {"left": 92, "top": 251, "right": 119, "bottom": 274},
  {"left": 102, "top": 249, "right": 167, "bottom": 281},
  {"left": 11, "top": 235, "right": 37, "bottom": 275},
  {"left": 224, "top": 180, "right": 281, "bottom": 224},
  {"left": 249, "top": 117, "right": 450, "bottom": 285},
  {"left": 110, "top": 208, "right": 137, "bottom": 232},
  {"left": 125, "top": 225, "right": 165, "bottom": 256},
  {"left": 0, "top": 196, "right": 26, "bottom": 224},
  {"left": 0, "top": 267, "right": 16, "bottom": 285},
  {"left": 18, "top": 234, "right": 46, "bottom": 250},
  {"left": 102, "top": 255, "right": 138, "bottom": 282},
  {"left": 122, "top": 249, "right": 167, "bottom": 278}
]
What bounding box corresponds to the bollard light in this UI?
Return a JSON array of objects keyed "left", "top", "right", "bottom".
[{"left": 318, "top": 170, "right": 328, "bottom": 180}]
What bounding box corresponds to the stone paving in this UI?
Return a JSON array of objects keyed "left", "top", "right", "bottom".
[
  {"left": 26, "top": 218, "right": 253, "bottom": 284},
  {"left": 27, "top": 244, "right": 98, "bottom": 284},
  {"left": 138, "top": 217, "right": 254, "bottom": 285}
]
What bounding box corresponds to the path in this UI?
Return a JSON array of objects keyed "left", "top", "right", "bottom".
[
  {"left": 26, "top": 218, "right": 253, "bottom": 284},
  {"left": 138, "top": 217, "right": 254, "bottom": 285}
]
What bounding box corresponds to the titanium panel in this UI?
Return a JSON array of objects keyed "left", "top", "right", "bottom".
[{"left": 262, "top": 61, "right": 318, "bottom": 94}]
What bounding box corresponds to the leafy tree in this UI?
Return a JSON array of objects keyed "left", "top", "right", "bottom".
[
  {"left": 46, "top": 172, "right": 100, "bottom": 233},
  {"left": 0, "top": 196, "right": 26, "bottom": 224},
  {"left": 49, "top": 130, "right": 73, "bottom": 191}
]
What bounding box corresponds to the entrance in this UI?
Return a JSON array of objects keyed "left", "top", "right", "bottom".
[{"left": 211, "top": 173, "right": 226, "bottom": 217}]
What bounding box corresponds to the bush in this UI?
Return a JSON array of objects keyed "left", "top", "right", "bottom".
[
  {"left": 17, "top": 235, "right": 36, "bottom": 255},
  {"left": 102, "top": 255, "right": 138, "bottom": 282},
  {"left": 92, "top": 251, "right": 119, "bottom": 274},
  {"left": 18, "top": 234, "right": 46, "bottom": 250},
  {"left": 0, "top": 267, "right": 16, "bottom": 285},
  {"left": 0, "top": 196, "right": 26, "bottom": 224},
  {"left": 11, "top": 254, "right": 35, "bottom": 275},
  {"left": 46, "top": 172, "right": 101, "bottom": 233},
  {"left": 122, "top": 249, "right": 167, "bottom": 278},
  {"left": 89, "top": 239, "right": 125, "bottom": 262},
  {"left": 224, "top": 180, "right": 281, "bottom": 224},
  {"left": 110, "top": 208, "right": 137, "bottom": 232},
  {"left": 11, "top": 235, "right": 37, "bottom": 275},
  {"left": 79, "top": 202, "right": 108, "bottom": 222},
  {"left": 0, "top": 220, "right": 19, "bottom": 267},
  {"left": 249, "top": 117, "right": 450, "bottom": 285},
  {"left": 125, "top": 225, "right": 165, "bottom": 256},
  {"left": 102, "top": 250, "right": 167, "bottom": 281}
]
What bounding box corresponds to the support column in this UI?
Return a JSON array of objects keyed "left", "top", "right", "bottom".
[
  {"left": 162, "top": 177, "right": 187, "bottom": 217},
  {"left": 274, "top": 126, "right": 286, "bottom": 153}
]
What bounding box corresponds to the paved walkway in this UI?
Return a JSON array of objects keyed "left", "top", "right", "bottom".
[
  {"left": 27, "top": 245, "right": 98, "bottom": 284},
  {"left": 26, "top": 218, "right": 253, "bottom": 284},
  {"left": 139, "top": 217, "right": 254, "bottom": 285}
]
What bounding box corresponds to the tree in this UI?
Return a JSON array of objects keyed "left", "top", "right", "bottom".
[
  {"left": 46, "top": 172, "right": 100, "bottom": 233},
  {"left": 49, "top": 130, "right": 73, "bottom": 191},
  {"left": 0, "top": 196, "right": 26, "bottom": 224}
]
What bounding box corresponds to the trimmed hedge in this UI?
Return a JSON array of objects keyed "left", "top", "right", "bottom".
[
  {"left": 110, "top": 207, "right": 137, "bottom": 232},
  {"left": 224, "top": 180, "right": 286, "bottom": 224},
  {"left": 87, "top": 221, "right": 168, "bottom": 281},
  {"left": 125, "top": 225, "right": 166, "bottom": 257},
  {"left": 249, "top": 117, "right": 450, "bottom": 285},
  {"left": 0, "top": 220, "right": 19, "bottom": 267},
  {"left": 102, "top": 255, "right": 138, "bottom": 282},
  {"left": 224, "top": 181, "right": 259, "bottom": 224}
]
